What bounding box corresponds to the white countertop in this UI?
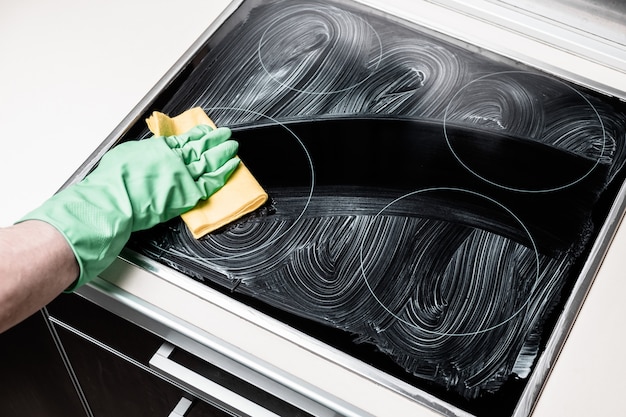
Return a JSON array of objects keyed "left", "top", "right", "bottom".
[{"left": 1, "top": 1, "right": 624, "bottom": 415}]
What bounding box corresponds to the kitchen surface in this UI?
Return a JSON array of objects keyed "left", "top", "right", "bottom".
[{"left": 1, "top": 1, "right": 626, "bottom": 416}]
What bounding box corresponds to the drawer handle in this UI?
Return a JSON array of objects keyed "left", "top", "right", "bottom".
[
  {"left": 150, "top": 342, "right": 281, "bottom": 417},
  {"left": 168, "top": 397, "right": 193, "bottom": 417}
]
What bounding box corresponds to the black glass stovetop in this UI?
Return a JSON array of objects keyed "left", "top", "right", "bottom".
[{"left": 119, "top": 1, "right": 626, "bottom": 415}]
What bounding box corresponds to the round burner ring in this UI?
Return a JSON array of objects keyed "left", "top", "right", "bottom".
[
  {"left": 257, "top": 5, "right": 383, "bottom": 95},
  {"left": 358, "top": 187, "right": 540, "bottom": 337},
  {"left": 443, "top": 71, "right": 607, "bottom": 193},
  {"left": 168, "top": 106, "right": 315, "bottom": 261}
]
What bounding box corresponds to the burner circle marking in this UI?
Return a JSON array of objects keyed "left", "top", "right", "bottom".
[{"left": 358, "top": 187, "right": 540, "bottom": 337}]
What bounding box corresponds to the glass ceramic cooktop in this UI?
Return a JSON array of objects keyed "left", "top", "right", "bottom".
[{"left": 117, "top": 1, "right": 626, "bottom": 415}]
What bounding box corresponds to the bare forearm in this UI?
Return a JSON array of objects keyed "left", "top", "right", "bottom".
[{"left": 0, "top": 220, "right": 78, "bottom": 333}]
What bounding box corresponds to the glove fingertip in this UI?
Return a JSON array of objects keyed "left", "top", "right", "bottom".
[
  {"left": 181, "top": 125, "right": 213, "bottom": 144},
  {"left": 209, "top": 127, "right": 233, "bottom": 144},
  {"left": 225, "top": 156, "right": 241, "bottom": 173},
  {"left": 195, "top": 124, "right": 215, "bottom": 135},
  {"left": 222, "top": 157, "right": 242, "bottom": 183},
  {"left": 224, "top": 139, "right": 239, "bottom": 158},
  {"left": 215, "top": 126, "right": 231, "bottom": 135}
]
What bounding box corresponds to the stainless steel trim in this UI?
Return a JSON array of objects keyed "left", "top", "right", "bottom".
[
  {"left": 357, "top": 0, "right": 626, "bottom": 100},
  {"left": 169, "top": 397, "right": 193, "bottom": 417},
  {"left": 428, "top": 0, "right": 626, "bottom": 72},
  {"left": 150, "top": 342, "right": 281, "bottom": 417},
  {"left": 512, "top": 178, "right": 626, "bottom": 417},
  {"left": 49, "top": 316, "right": 152, "bottom": 373},
  {"left": 40, "top": 307, "right": 95, "bottom": 417}
]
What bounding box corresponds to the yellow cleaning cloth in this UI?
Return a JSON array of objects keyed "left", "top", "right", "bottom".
[{"left": 146, "top": 107, "right": 268, "bottom": 238}]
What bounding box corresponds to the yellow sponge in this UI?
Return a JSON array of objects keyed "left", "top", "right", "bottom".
[{"left": 146, "top": 107, "right": 268, "bottom": 238}]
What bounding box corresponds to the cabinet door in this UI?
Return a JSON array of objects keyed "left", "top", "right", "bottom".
[
  {"left": 47, "top": 293, "right": 232, "bottom": 417},
  {"left": 0, "top": 312, "right": 85, "bottom": 417}
]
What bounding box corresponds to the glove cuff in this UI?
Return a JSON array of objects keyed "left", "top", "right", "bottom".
[{"left": 18, "top": 186, "right": 131, "bottom": 291}]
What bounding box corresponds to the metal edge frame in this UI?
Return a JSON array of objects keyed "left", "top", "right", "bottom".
[
  {"left": 356, "top": 0, "right": 626, "bottom": 101},
  {"left": 512, "top": 180, "right": 626, "bottom": 417},
  {"left": 426, "top": 0, "right": 626, "bottom": 73}
]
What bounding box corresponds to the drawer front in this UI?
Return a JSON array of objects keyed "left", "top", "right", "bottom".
[{"left": 47, "top": 293, "right": 336, "bottom": 417}]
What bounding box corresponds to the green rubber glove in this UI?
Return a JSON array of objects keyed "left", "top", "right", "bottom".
[{"left": 20, "top": 125, "right": 240, "bottom": 290}]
